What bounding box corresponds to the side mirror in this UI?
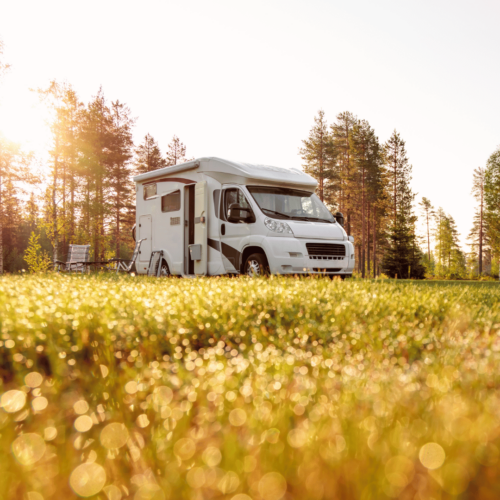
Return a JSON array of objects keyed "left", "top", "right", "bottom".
[
  {"left": 335, "top": 212, "right": 344, "bottom": 227},
  {"left": 228, "top": 204, "right": 254, "bottom": 223}
]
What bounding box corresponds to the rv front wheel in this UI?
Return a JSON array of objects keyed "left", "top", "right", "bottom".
[
  {"left": 244, "top": 253, "right": 269, "bottom": 277},
  {"left": 160, "top": 260, "right": 170, "bottom": 277}
]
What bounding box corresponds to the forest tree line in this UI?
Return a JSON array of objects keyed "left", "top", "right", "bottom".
[
  {"left": 0, "top": 80, "right": 191, "bottom": 273},
  {"left": 0, "top": 37, "right": 499, "bottom": 278},
  {"left": 299, "top": 110, "right": 500, "bottom": 279}
]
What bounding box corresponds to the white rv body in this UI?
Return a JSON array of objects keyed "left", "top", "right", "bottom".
[{"left": 133, "top": 157, "right": 355, "bottom": 277}]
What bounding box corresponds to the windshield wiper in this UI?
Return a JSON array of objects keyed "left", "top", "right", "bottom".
[
  {"left": 292, "top": 216, "right": 334, "bottom": 223},
  {"left": 262, "top": 208, "right": 291, "bottom": 219}
]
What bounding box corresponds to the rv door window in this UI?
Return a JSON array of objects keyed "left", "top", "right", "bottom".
[
  {"left": 161, "top": 190, "right": 181, "bottom": 212},
  {"left": 144, "top": 183, "right": 157, "bottom": 200},
  {"left": 223, "top": 188, "right": 252, "bottom": 221}
]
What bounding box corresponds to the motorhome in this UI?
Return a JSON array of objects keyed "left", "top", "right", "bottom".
[{"left": 133, "top": 157, "right": 355, "bottom": 277}]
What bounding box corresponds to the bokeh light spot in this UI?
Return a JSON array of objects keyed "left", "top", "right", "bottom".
[
  {"left": 419, "top": 443, "right": 445, "bottom": 470},
  {"left": 32, "top": 397, "right": 48, "bottom": 412},
  {"left": 70, "top": 462, "right": 106, "bottom": 497},
  {"left": 202, "top": 446, "right": 222, "bottom": 467},
  {"left": 74, "top": 415, "right": 94, "bottom": 433},
  {"left": 173, "top": 438, "right": 195, "bottom": 461},
  {"left": 103, "top": 484, "right": 122, "bottom": 500},
  {"left": 186, "top": 467, "right": 205, "bottom": 489},
  {"left": 258, "top": 472, "right": 287, "bottom": 500},
  {"left": 12, "top": 433, "right": 46, "bottom": 466},
  {"left": 1, "top": 390, "right": 26, "bottom": 413},
  {"left": 100, "top": 423, "right": 129, "bottom": 449},
  {"left": 153, "top": 386, "right": 173, "bottom": 406},
  {"left": 44, "top": 427, "right": 58, "bottom": 441},
  {"left": 229, "top": 408, "right": 247, "bottom": 426},
  {"left": 125, "top": 381, "right": 138, "bottom": 394},
  {"left": 74, "top": 400, "right": 90, "bottom": 415},
  {"left": 25, "top": 372, "right": 43, "bottom": 388}
]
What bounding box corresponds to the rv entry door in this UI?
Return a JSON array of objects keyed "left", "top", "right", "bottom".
[
  {"left": 138, "top": 215, "right": 152, "bottom": 264},
  {"left": 193, "top": 181, "right": 208, "bottom": 275}
]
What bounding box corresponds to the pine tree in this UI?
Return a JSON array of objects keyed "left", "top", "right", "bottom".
[
  {"left": 0, "top": 134, "right": 34, "bottom": 273},
  {"left": 135, "top": 134, "right": 166, "bottom": 174},
  {"left": 350, "top": 119, "right": 383, "bottom": 277},
  {"left": 36, "top": 81, "right": 83, "bottom": 262},
  {"left": 299, "top": 110, "right": 336, "bottom": 203},
  {"left": 382, "top": 131, "right": 424, "bottom": 279},
  {"left": 108, "top": 100, "right": 135, "bottom": 258},
  {"left": 419, "top": 197, "right": 435, "bottom": 271},
  {"left": 484, "top": 147, "right": 500, "bottom": 275},
  {"left": 433, "top": 209, "right": 465, "bottom": 278},
  {"left": 78, "top": 88, "right": 116, "bottom": 261},
  {"left": 331, "top": 112, "right": 357, "bottom": 234},
  {"left": 470, "top": 167, "right": 486, "bottom": 275},
  {"left": 165, "top": 135, "right": 188, "bottom": 166}
]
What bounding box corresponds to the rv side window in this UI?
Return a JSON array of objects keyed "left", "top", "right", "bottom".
[
  {"left": 223, "top": 188, "right": 251, "bottom": 220},
  {"left": 144, "top": 184, "right": 157, "bottom": 200},
  {"left": 161, "top": 190, "right": 181, "bottom": 212},
  {"left": 213, "top": 189, "right": 220, "bottom": 218}
]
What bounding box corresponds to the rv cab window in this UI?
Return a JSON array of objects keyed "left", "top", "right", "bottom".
[
  {"left": 143, "top": 183, "right": 157, "bottom": 200},
  {"left": 161, "top": 190, "right": 181, "bottom": 212},
  {"left": 223, "top": 188, "right": 251, "bottom": 220}
]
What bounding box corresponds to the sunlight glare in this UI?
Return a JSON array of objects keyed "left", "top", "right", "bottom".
[{"left": 0, "top": 79, "right": 52, "bottom": 155}]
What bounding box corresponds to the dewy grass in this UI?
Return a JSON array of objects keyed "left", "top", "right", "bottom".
[{"left": 1, "top": 275, "right": 500, "bottom": 499}]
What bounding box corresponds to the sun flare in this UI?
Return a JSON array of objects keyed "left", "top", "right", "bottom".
[{"left": 0, "top": 80, "right": 52, "bottom": 154}]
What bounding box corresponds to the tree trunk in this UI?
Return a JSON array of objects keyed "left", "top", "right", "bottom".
[
  {"left": 52, "top": 134, "right": 59, "bottom": 263},
  {"left": 0, "top": 173, "right": 3, "bottom": 274},
  {"left": 361, "top": 165, "right": 366, "bottom": 278},
  {"left": 345, "top": 123, "right": 351, "bottom": 235},
  {"left": 62, "top": 159, "right": 66, "bottom": 256},
  {"left": 479, "top": 183, "right": 483, "bottom": 275},
  {"left": 426, "top": 211, "right": 431, "bottom": 262},
  {"left": 367, "top": 203, "right": 371, "bottom": 277},
  {"left": 373, "top": 206, "right": 377, "bottom": 277},
  {"left": 70, "top": 174, "right": 75, "bottom": 245},
  {"left": 115, "top": 178, "right": 120, "bottom": 259}
]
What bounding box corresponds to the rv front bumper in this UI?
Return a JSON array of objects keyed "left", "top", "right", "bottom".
[{"left": 263, "top": 237, "right": 355, "bottom": 275}]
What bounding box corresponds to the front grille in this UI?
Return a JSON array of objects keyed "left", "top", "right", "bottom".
[{"left": 306, "top": 243, "right": 345, "bottom": 257}]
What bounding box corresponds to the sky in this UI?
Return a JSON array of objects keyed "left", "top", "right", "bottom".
[{"left": 0, "top": 0, "right": 499, "bottom": 247}]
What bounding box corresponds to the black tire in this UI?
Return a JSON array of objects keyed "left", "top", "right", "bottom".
[
  {"left": 340, "top": 274, "right": 352, "bottom": 280},
  {"left": 244, "top": 253, "right": 269, "bottom": 277},
  {"left": 159, "top": 260, "right": 170, "bottom": 277}
]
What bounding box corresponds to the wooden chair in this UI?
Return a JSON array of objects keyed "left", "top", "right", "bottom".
[
  {"left": 54, "top": 245, "right": 91, "bottom": 273},
  {"left": 108, "top": 238, "right": 146, "bottom": 274}
]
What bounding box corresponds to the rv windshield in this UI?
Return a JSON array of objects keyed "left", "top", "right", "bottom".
[{"left": 247, "top": 186, "right": 335, "bottom": 223}]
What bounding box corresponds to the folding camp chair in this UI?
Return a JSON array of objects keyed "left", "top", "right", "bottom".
[
  {"left": 54, "top": 245, "right": 91, "bottom": 273},
  {"left": 108, "top": 238, "right": 145, "bottom": 274}
]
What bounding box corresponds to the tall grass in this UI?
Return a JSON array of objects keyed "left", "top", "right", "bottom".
[{"left": 1, "top": 275, "right": 500, "bottom": 499}]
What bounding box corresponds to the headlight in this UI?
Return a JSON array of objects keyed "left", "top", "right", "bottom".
[{"left": 264, "top": 217, "right": 294, "bottom": 234}]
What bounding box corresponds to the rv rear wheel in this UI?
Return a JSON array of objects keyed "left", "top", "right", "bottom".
[
  {"left": 244, "top": 253, "right": 269, "bottom": 277},
  {"left": 159, "top": 260, "right": 170, "bottom": 277}
]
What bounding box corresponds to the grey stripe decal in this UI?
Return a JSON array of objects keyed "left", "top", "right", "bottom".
[
  {"left": 208, "top": 238, "right": 220, "bottom": 251},
  {"left": 207, "top": 239, "right": 241, "bottom": 269}
]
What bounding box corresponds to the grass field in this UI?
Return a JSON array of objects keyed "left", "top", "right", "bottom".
[{"left": 1, "top": 275, "right": 500, "bottom": 500}]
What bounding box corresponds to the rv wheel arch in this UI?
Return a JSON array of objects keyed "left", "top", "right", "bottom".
[
  {"left": 159, "top": 258, "right": 171, "bottom": 277},
  {"left": 240, "top": 246, "right": 269, "bottom": 275}
]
